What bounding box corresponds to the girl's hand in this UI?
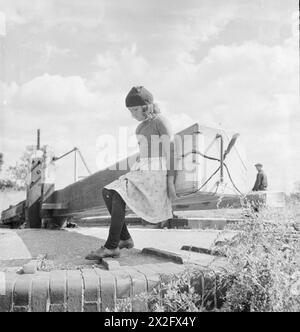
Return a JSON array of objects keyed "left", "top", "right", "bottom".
[{"left": 167, "top": 176, "right": 179, "bottom": 201}]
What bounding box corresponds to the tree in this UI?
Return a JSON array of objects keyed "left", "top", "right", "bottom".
[
  {"left": 0, "top": 152, "right": 18, "bottom": 190},
  {"left": 4, "top": 146, "right": 36, "bottom": 190}
]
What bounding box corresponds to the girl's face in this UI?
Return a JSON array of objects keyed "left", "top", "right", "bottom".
[{"left": 128, "top": 106, "right": 146, "bottom": 122}]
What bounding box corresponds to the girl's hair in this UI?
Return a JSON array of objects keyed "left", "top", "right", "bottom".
[{"left": 142, "top": 103, "right": 161, "bottom": 120}]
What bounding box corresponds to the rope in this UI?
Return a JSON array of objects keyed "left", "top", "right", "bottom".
[
  {"left": 181, "top": 150, "right": 220, "bottom": 162},
  {"left": 177, "top": 138, "right": 244, "bottom": 197},
  {"left": 224, "top": 163, "right": 244, "bottom": 196},
  {"left": 177, "top": 160, "right": 243, "bottom": 198},
  {"left": 178, "top": 165, "right": 221, "bottom": 197}
]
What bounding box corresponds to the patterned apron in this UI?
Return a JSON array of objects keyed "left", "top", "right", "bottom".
[{"left": 104, "top": 157, "right": 173, "bottom": 224}]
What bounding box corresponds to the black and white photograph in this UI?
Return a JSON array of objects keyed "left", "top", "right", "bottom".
[{"left": 0, "top": 0, "right": 299, "bottom": 315}]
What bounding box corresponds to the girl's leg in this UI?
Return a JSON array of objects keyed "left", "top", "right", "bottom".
[
  {"left": 120, "top": 223, "right": 131, "bottom": 242},
  {"left": 102, "top": 188, "right": 114, "bottom": 214},
  {"left": 102, "top": 188, "right": 131, "bottom": 241},
  {"left": 102, "top": 188, "right": 131, "bottom": 249}
]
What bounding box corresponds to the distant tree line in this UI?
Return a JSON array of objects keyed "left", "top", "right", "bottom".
[
  {"left": 290, "top": 181, "right": 300, "bottom": 202},
  {"left": 0, "top": 152, "right": 3, "bottom": 171}
]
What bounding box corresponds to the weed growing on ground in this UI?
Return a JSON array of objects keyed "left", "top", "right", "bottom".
[
  {"left": 219, "top": 203, "right": 300, "bottom": 312},
  {"left": 113, "top": 202, "right": 300, "bottom": 312}
]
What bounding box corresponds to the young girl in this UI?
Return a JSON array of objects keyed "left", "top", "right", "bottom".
[{"left": 86, "top": 86, "right": 177, "bottom": 260}]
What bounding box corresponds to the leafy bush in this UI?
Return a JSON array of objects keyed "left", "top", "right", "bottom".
[
  {"left": 219, "top": 205, "right": 300, "bottom": 312},
  {"left": 0, "top": 179, "right": 17, "bottom": 190},
  {"left": 0, "top": 146, "right": 35, "bottom": 191},
  {"left": 113, "top": 267, "right": 217, "bottom": 313},
  {"left": 0, "top": 178, "right": 26, "bottom": 191},
  {"left": 113, "top": 204, "right": 300, "bottom": 313}
]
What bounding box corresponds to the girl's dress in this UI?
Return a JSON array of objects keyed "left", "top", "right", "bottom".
[{"left": 104, "top": 114, "right": 174, "bottom": 224}]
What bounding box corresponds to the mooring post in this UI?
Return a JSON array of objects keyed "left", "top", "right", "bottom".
[
  {"left": 26, "top": 148, "right": 44, "bottom": 228},
  {"left": 25, "top": 129, "right": 56, "bottom": 228},
  {"left": 26, "top": 145, "right": 56, "bottom": 228}
]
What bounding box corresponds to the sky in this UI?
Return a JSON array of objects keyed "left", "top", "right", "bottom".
[{"left": 0, "top": 0, "right": 299, "bottom": 192}]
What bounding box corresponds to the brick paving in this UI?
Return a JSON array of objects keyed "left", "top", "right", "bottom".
[
  {"left": 0, "top": 227, "right": 232, "bottom": 312},
  {"left": 0, "top": 262, "right": 229, "bottom": 312}
]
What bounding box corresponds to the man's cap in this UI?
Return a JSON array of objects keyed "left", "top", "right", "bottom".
[
  {"left": 255, "top": 163, "right": 263, "bottom": 167},
  {"left": 125, "top": 86, "right": 153, "bottom": 107}
]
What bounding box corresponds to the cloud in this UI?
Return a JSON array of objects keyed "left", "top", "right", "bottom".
[
  {"left": 0, "top": 0, "right": 298, "bottom": 192},
  {"left": 41, "top": 43, "right": 73, "bottom": 64},
  {"left": 92, "top": 44, "right": 149, "bottom": 92},
  {"left": 12, "top": 74, "right": 99, "bottom": 111},
  {"left": 139, "top": 13, "right": 298, "bottom": 191},
  {"left": 0, "top": 0, "right": 105, "bottom": 28},
  {"left": 1, "top": 74, "right": 107, "bottom": 153},
  {"left": 2, "top": 0, "right": 296, "bottom": 84},
  {"left": 0, "top": 11, "right": 6, "bottom": 35},
  {"left": 173, "top": 4, "right": 238, "bottom": 49}
]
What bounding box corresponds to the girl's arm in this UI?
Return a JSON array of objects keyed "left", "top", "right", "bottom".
[
  {"left": 163, "top": 141, "right": 178, "bottom": 201},
  {"left": 155, "top": 117, "right": 178, "bottom": 201},
  {"left": 167, "top": 175, "right": 178, "bottom": 201}
]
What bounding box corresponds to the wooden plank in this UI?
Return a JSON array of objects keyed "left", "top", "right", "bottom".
[
  {"left": 173, "top": 192, "right": 242, "bottom": 211},
  {"left": 1, "top": 175, "right": 242, "bottom": 226},
  {"left": 45, "top": 156, "right": 133, "bottom": 218},
  {"left": 44, "top": 189, "right": 242, "bottom": 220},
  {"left": 42, "top": 203, "right": 68, "bottom": 210}
]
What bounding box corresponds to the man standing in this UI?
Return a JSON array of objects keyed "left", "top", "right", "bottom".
[{"left": 252, "top": 163, "right": 268, "bottom": 191}]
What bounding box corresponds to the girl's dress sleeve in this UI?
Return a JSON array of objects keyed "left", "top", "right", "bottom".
[{"left": 154, "top": 116, "right": 176, "bottom": 176}]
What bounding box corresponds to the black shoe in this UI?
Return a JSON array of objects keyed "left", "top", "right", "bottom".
[
  {"left": 85, "top": 246, "right": 121, "bottom": 260},
  {"left": 118, "top": 238, "right": 134, "bottom": 249}
]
